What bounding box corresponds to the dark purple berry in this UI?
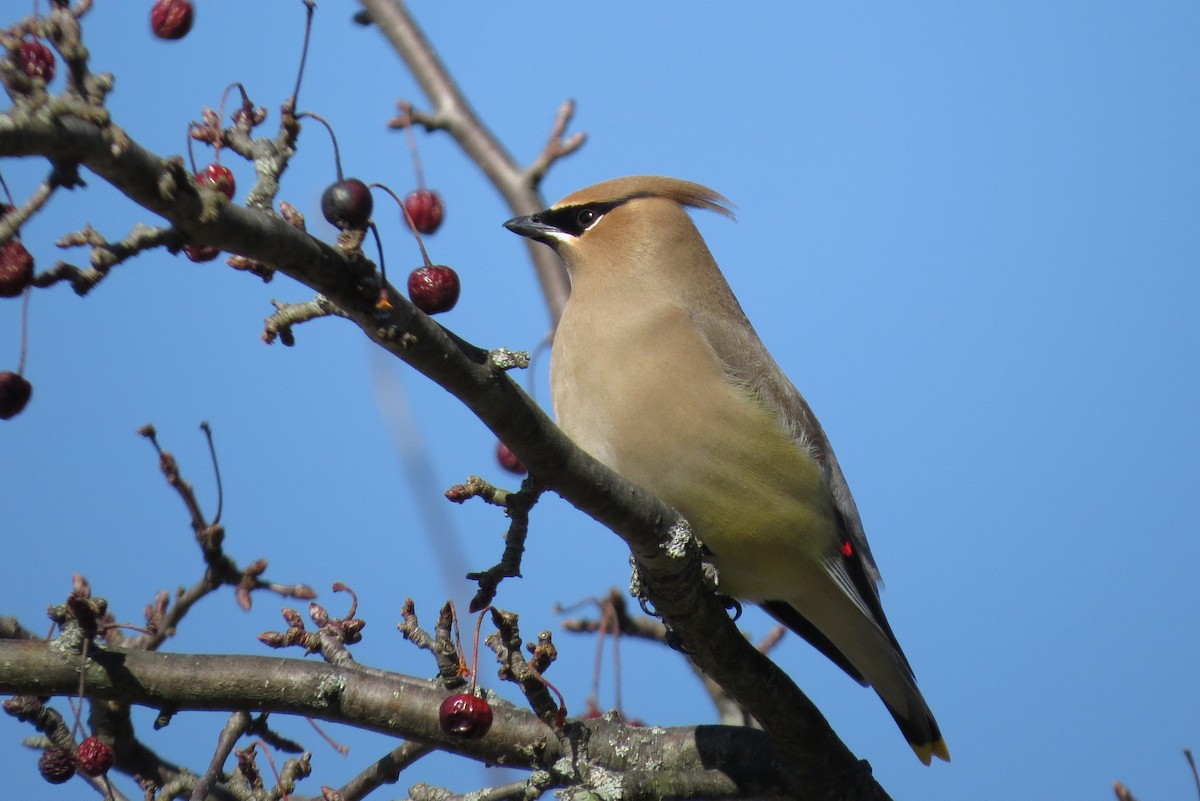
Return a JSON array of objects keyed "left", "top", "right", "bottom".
[
  {"left": 0, "top": 239, "right": 34, "bottom": 298},
  {"left": 75, "top": 736, "right": 114, "bottom": 777},
  {"left": 406, "top": 265, "right": 459, "bottom": 314},
  {"left": 151, "top": 0, "right": 194, "bottom": 40},
  {"left": 183, "top": 243, "right": 219, "bottom": 262},
  {"left": 195, "top": 164, "right": 235, "bottom": 199},
  {"left": 404, "top": 189, "right": 443, "bottom": 234},
  {"left": 0, "top": 372, "right": 32, "bottom": 419},
  {"left": 321, "top": 178, "right": 373, "bottom": 230},
  {"left": 439, "top": 693, "right": 493, "bottom": 739},
  {"left": 496, "top": 441, "right": 526, "bottom": 475},
  {"left": 18, "top": 39, "right": 55, "bottom": 82}
]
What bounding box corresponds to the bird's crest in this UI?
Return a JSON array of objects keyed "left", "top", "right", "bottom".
[{"left": 556, "top": 176, "right": 735, "bottom": 220}]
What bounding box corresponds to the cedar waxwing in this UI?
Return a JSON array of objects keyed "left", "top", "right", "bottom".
[{"left": 504, "top": 176, "right": 948, "bottom": 764}]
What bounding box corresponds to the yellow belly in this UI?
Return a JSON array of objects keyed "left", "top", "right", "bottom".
[{"left": 552, "top": 302, "right": 839, "bottom": 601}]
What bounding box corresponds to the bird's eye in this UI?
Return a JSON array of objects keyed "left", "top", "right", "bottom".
[{"left": 576, "top": 208, "right": 601, "bottom": 230}]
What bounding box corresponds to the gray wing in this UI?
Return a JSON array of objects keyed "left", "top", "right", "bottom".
[{"left": 689, "top": 295, "right": 884, "bottom": 593}]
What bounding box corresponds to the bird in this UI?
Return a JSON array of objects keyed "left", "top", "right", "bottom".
[{"left": 503, "top": 176, "right": 948, "bottom": 764}]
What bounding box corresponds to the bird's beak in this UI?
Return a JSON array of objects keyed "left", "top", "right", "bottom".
[{"left": 504, "top": 214, "right": 560, "bottom": 245}]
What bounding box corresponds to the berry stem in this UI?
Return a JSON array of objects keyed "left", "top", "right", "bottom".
[
  {"left": 18, "top": 285, "right": 30, "bottom": 375},
  {"left": 213, "top": 96, "right": 229, "bottom": 165},
  {"left": 251, "top": 741, "right": 286, "bottom": 800},
  {"left": 305, "top": 717, "right": 349, "bottom": 756},
  {"left": 332, "top": 581, "right": 358, "bottom": 618},
  {"left": 185, "top": 124, "right": 199, "bottom": 175},
  {"left": 398, "top": 102, "right": 426, "bottom": 189},
  {"left": 290, "top": 1, "right": 317, "bottom": 107},
  {"left": 199, "top": 421, "right": 223, "bottom": 526},
  {"left": 0, "top": 172, "right": 13, "bottom": 207},
  {"left": 297, "top": 112, "right": 345, "bottom": 181},
  {"left": 72, "top": 636, "right": 90, "bottom": 739},
  {"left": 214, "top": 83, "right": 251, "bottom": 164},
  {"left": 589, "top": 599, "right": 610, "bottom": 710},
  {"left": 530, "top": 663, "right": 569, "bottom": 728},
  {"left": 469, "top": 606, "right": 492, "bottom": 695},
  {"left": 1184, "top": 748, "right": 1200, "bottom": 800},
  {"left": 367, "top": 222, "right": 391, "bottom": 310},
  {"left": 609, "top": 600, "right": 625, "bottom": 715},
  {"left": 369, "top": 183, "right": 433, "bottom": 267}
]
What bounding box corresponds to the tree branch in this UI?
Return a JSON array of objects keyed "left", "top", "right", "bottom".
[{"left": 0, "top": 640, "right": 798, "bottom": 799}]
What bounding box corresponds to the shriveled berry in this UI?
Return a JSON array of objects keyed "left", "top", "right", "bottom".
[
  {"left": 195, "top": 164, "right": 235, "bottom": 199},
  {"left": 407, "top": 265, "right": 459, "bottom": 314},
  {"left": 438, "top": 693, "right": 493, "bottom": 739},
  {"left": 18, "top": 39, "right": 55, "bottom": 82},
  {"left": 38, "top": 746, "right": 75, "bottom": 784},
  {"left": 496, "top": 441, "right": 526, "bottom": 475},
  {"left": 320, "top": 178, "right": 373, "bottom": 230},
  {"left": 75, "top": 736, "right": 114, "bottom": 777},
  {"left": 404, "top": 189, "right": 443, "bottom": 234},
  {"left": 151, "top": 0, "right": 194, "bottom": 40},
  {"left": 0, "top": 239, "right": 34, "bottom": 298},
  {"left": 183, "top": 243, "right": 219, "bottom": 262}
]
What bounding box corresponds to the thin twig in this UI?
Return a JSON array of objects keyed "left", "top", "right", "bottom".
[
  {"left": 487, "top": 608, "right": 562, "bottom": 727},
  {"left": 44, "top": 223, "right": 176, "bottom": 295},
  {"left": 191, "top": 711, "right": 251, "bottom": 801},
  {"left": 0, "top": 175, "right": 59, "bottom": 243},
  {"left": 525, "top": 100, "right": 587, "bottom": 188},
  {"left": 463, "top": 478, "right": 545, "bottom": 612},
  {"left": 262, "top": 296, "right": 349, "bottom": 346},
  {"left": 334, "top": 740, "right": 433, "bottom": 801}
]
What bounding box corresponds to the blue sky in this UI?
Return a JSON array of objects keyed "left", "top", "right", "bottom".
[{"left": 3, "top": 2, "right": 1199, "bottom": 799}]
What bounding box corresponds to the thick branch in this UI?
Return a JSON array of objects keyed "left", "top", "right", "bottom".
[{"left": 0, "top": 640, "right": 795, "bottom": 799}]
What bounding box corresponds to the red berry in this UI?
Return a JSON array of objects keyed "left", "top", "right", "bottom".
[
  {"left": 438, "top": 693, "right": 493, "bottom": 739},
  {"left": 0, "top": 372, "right": 33, "bottom": 419},
  {"left": 404, "top": 189, "right": 443, "bottom": 235},
  {"left": 0, "top": 239, "right": 34, "bottom": 298},
  {"left": 75, "top": 736, "right": 114, "bottom": 777},
  {"left": 38, "top": 746, "right": 75, "bottom": 784},
  {"left": 407, "top": 265, "right": 459, "bottom": 314},
  {"left": 183, "top": 243, "right": 219, "bottom": 262},
  {"left": 321, "top": 178, "right": 373, "bottom": 230},
  {"left": 195, "top": 164, "right": 235, "bottom": 200},
  {"left": 151, "top": 0, "right": 194, "bottom": 40},
  {"left": 496, "top": 441, "right": 526, "bottom": 475},
  {"left": 18, "top": 39, "right": 55, "bottom": 82}
]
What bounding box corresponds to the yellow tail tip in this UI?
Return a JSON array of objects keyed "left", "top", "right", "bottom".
[{"left": 912, "top": 738, "right": 951, "bottom": 765}]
